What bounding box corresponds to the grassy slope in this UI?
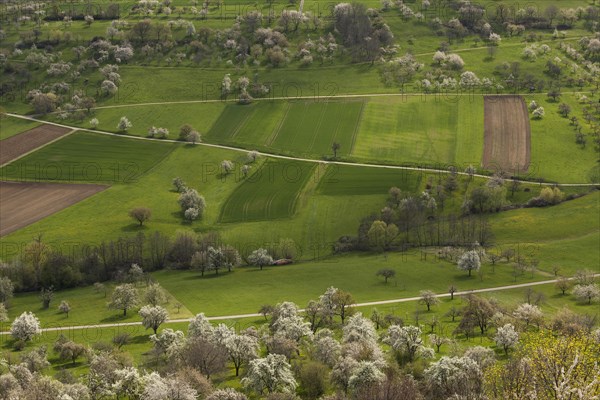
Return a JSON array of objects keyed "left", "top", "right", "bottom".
[
  {"left": 0, "top": 116, "right": 42, "bottom": 141},
  {"left": 152, "top": 251, "right": 545, "bottom": 316},
  {"left": 525, "top": 94, "right": 599, "bottom": 183},
  {"left": 489, "top": 191, "right": 600, "bottom": 275}
]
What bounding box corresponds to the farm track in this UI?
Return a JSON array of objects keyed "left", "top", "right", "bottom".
[
  {"left": 1, "top": 275, "right": 597, "bottom": 335},
  {"left": 4, "top": 113, "right": 598, "bottom": 187},
  {"left": 86, "top": 90, "right": 593, "bottom": 111}
]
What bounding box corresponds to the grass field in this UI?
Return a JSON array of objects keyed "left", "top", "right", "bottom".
[
  {"left": 55, "top": 102, "right": 227, "bottom": 138},
  {"left": 352, "top": 96, "right": 484, "bottom": 168},
  {"left": 316, "top": 164, "right": 422, "bottom": 195},
  {"left": 219, "top": 159, "right": 316, "bottom": 223},
  {"left": 206, "top": 100, "right": 364, "bottom": 158},
  {"left": 271, "top": 100, "right": 364, "bottom": 157},
  {"left": 0, "top": 116, "right": 42, "bottom": 141},
  {"left": 0, "top": 132, "right": 176, "bottom": 183},
  {"left": 489, "top": 191, "right": 600, "bottom": 276},
  {"left": 525, "top": 94, "right": 599, "bottom": 183}
]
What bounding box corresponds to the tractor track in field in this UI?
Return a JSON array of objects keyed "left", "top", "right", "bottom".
[
  {"left": 4, "top": 113, "right": 599, "bottom": 187},
  {"left": 1, "top": 275, "right": 598, "bottom": 335}
]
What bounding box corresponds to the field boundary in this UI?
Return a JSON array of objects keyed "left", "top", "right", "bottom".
[
  {"left": 4, "top": 113, "right": 598, "bottom": 187},
  {"left": 347, "top": 100, "right": 366, "bottom": 155},
  {"left": 265, "top": 102, "right": 291, "bottom": 146},
  {"left": 0, "top": 125, "right": 76, "bottom": 168}
]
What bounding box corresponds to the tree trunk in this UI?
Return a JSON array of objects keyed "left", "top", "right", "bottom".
[{"left": 123, "top": 308, "right": 127, "bottom": 316}]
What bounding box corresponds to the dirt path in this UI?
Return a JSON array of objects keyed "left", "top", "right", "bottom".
[
  {"left": 0, "top": 124, "right": 73, "bottom": 167},
  {"left": 1, "top": 275, "right": 597, "bottom": 335},
  {"left": 4, "top": 113, "right": 598, "bottom": 187}
]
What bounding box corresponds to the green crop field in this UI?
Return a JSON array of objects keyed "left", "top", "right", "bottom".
[
  {"left": 271, "top": 100, "right": 364, "bottom": 157},
  {"left": 206, "top": 100, "right": 364, "bottom": 158},
  {"left": 352, "top": 96, "right": 484, "bottom": 167},
  {"left": 0, "top": 116, "right": 42, "bottom": 141},
  {"left": 0, "top": 132, "right": 176, "bottom": 183},
  {"left": 316, "top": 164, "right": 423, "bottom": 195},
  {"left": 219, "top": 159, "right": 317, "bottom": 223}
]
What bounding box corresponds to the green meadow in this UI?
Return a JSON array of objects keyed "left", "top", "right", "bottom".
[{"left": 0, "top": 116, "right": 42, "bottom": 141}]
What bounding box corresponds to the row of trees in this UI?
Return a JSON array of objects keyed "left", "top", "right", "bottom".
[{"left": 0, "top": 229, "right": 300, "bottom": 294}]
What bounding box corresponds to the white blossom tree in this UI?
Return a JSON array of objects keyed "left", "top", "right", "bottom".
[
  {"left": 150, "top": 328, "right": 185, "bottom": 355},
  {"left": 494, "top": 323, "right": 519, "bottom": 355},
  {"left": 312, "top": 329, "right": 341, "bottom": 367},
  {"left": 142, "top": 372, "right": 197, "bottom": 400},
  {"left": 58, "top": 300, "right": 71, "bottom": 318},
  {"left": 221, "top": 160, "right": 234, "bottom": 175},
  {"left": 463, "top": 345, "right": 496, "bottom": 370},
  {"left": 139, "top": 305, "right": 169, "bottom": 334},
  {"left": 424, "top": 356, "right": 483, "bottom": 398},
  {"left": 0, "top": 303, "right": 8, "bottom": 323},
  {"left": 343, "top": 313, "right": 378, "bottom": 344},
  {"left": 532, "top": 107, "right": 545, "bottom": 119},
  {"left": 348, "top": 361, "right": 385, "bottom": 393},
  {"left": 117, "top": 116, "right": 132, "bottom": 132},
  {"left": 272, "top": 314, "right": 312, "bottom": 343},
  {"left": 144, "top": 283, "right": 167, "bottom": 306},
  {"left": 383, "top": 325, "right": 434, "bottom": 362},
  {"left": 113, "top": 367, "right": 144, "bottom": 399},
  {"left": 108, "top": 284, "right": 139, "bottom": 316},
  {"left": 224, "top": 332, "right": 259, "bottom": 376},
  {"left": 10, "top": 312, "right": 41, "bottom": 342},
  {"left": 206, "top": 388, "right": 248, "bottom": 400},
  {"left": 222, "top": 74, "right": 232, "bottom": 97},
  {"left": 241, "top": 354, "right": 297, "bottom": 394},
  {"left": 573, "top": 284, "right": 600, "bottom": 304},
  {"left": 513, "top": 303, "right": 543, "bottom": 328},
  {"left": 188, "top": 313, "right": 214, "bottom": 339},
  {"left": 457, "top": 250, "right": 481, "bottom": 277},
  {"left": 331, "top": 356, "right": 358, "bottom": 393},
  {"left": 247, "top": 248, "right": 273, "bottom": 270}
]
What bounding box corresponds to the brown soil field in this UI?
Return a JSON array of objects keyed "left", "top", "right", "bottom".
[
  {"left": 0, "top": 181, "right": 107, "bottom": 236},
  {"left": 483, "top": 95, "right": 531, "bottom": 174},
  {"left": 0, "top": 124, "right": 73, "bottom": 166}
]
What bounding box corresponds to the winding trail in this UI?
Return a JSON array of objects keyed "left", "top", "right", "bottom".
[
  {"left": 1, "top": 275, "right": 597, "bottom": 335},
  {"left": 5, "top": 113, "right": 598, "bottom": 187}
]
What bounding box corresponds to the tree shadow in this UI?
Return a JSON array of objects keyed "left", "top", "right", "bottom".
[
  {"left": 100, "top": 313, "right": 131, "bottom": 323},
  {"left": 51, "top": 360, "right": 85, "bottom": 370},
  {"left": 121, "top": 223, "right": 149, "bottom": 232}
]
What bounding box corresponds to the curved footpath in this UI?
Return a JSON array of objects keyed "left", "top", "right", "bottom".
[
  {"left": 5, "top": 113, "right": 598, "bottom": 187},
  {"left": 1, "top": 275, "right": 598, "bottom": 335}
]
